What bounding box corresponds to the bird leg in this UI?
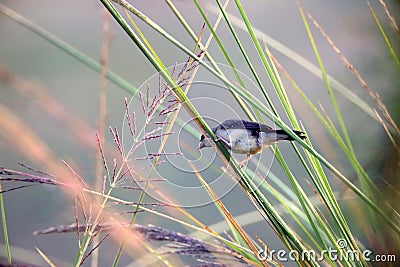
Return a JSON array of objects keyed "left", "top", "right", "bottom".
[{"left": 238, "top": 154, "right": 251, "bottom": 168}]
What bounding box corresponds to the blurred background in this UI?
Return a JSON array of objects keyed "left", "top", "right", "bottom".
[{"left": 0, "top": 0, "right": 399, "bottom": 266}]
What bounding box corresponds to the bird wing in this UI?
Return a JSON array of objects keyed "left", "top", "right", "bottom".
[{"left": 220, "top": 119, "right": 272, "bottom": 132}]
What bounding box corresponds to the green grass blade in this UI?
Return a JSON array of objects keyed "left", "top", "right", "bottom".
[
  {"left": 192, "top": 0, "right": 256, "bottom": 121},
  {"left": 232, "top": 0, "right": 279, "bottom": 115},
  {"left": 368, "top": 2, "right": 400, "bottom": 67},
  {"left": 298, "top": 3, "right": 390, "bottom": 255},
  {"left": 230, "top": 2, "right": 329, "bottom": 252},
  {"left": 204, "top": 3, "right": 379, "bottom": 122},
  {"left": 214, "top": 0, "right": 275, "bottom": 119},
  {"left": 0, "top": 184, "right": 11, "bottom": 265},
  {"left": 298, "top": 3, "right": 353, "bottom": 153}
]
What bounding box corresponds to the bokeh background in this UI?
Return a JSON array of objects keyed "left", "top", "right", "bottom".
[{"left": 0, "top": 0, "right": 399, "bottom": 266}]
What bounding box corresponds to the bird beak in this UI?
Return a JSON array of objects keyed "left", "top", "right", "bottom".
[{"left": 198, "top": 140, "right": 205, "bottom": 150}]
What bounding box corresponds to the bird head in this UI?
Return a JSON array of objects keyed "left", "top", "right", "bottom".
[{"left": 198, "top": 133, "right": 212, "bottom": 150}]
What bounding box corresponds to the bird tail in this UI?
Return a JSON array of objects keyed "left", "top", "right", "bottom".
[{"left": 274, "top": 129, "right": 306, "bottom": 141}]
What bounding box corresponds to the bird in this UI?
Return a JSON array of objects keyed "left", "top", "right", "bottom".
[{"left": 198, "top": 119, "right": 306, "bottom": 167}]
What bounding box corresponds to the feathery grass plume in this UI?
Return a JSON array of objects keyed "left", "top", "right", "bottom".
[
  {"left": 0, "top": 165, "right": 62, "bottom": 194},
  {"left": 34, "top": 223, "right": 254, "bottom": 267},
  {"left": 0, "top": 51, "right": 202, "bottom": 265}
]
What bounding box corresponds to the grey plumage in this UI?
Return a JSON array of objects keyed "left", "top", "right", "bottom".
[{"left": 198, "top": 119, "right": 306, "bottom": 166}]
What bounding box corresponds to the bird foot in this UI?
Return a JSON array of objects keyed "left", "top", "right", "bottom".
[{"left": 238, "top": 155, "right": 251, "bottom": 168}]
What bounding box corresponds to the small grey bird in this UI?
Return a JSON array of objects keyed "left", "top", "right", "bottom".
[{"left": 198, "top": 119, "right": 306, "bottom": 166}]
